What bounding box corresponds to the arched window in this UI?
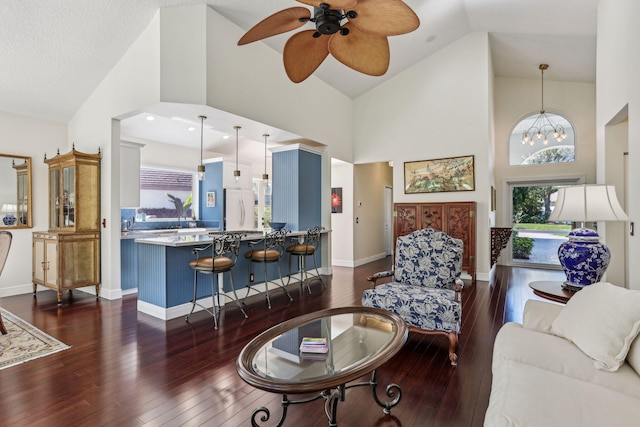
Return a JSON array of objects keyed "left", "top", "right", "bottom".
[{"left": 509, "top": 112, "right": 575, "bottom": 165}]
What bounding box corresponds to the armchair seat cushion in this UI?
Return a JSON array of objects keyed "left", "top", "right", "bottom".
[{"left": 362, "top": 282, "right": 461, "bottom": 333}]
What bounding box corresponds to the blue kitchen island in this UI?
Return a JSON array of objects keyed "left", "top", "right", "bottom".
[{"left": 134, "top": 231, "right": 323, "bottom": 320}]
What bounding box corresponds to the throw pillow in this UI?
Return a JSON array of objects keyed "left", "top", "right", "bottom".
[{"left": 550, "top": 282, "right": 640, "bottom": 372}]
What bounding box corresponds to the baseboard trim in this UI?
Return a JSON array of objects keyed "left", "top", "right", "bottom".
[{"left": 331, "top": 253, "right": 388, "bottom": 269}]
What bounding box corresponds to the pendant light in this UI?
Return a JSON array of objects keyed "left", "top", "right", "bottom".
[
  {"left": 233, "top": 125, "right": 241, "bottom": 181},
  {"left": 521, "top": 64, "right": 567, "bottom": 146},
  {"left": 262, "top": 133, "right": 269, "bottom": 183},
  {"left": 197, "top": 115, "right": 206, "bottom": 181}
]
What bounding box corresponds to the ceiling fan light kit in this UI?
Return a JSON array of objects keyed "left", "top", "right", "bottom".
[{"left": 238, "top": 0, "right": 419, "bottom": 83}]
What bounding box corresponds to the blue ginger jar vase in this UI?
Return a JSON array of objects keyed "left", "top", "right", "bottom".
[{"left": 557, "top": 228, "right": 610, "bottom": 290}]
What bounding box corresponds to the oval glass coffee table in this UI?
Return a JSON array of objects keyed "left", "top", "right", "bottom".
[{"left": 236, "top": 306, "right": 408, "bottom": 426}]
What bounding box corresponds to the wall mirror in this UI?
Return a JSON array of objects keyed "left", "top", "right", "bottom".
[{"left": 0, "top": 154, "right": 32, "bottom": 228}]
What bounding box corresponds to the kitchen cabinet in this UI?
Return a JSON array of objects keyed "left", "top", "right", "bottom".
[
  {"left": 33, "top": 148, "right": 101, "bottom": 304},
  {"left": 394, "top": 201, "right": 476, "bottom": 283}
]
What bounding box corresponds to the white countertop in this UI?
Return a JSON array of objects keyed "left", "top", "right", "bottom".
[
  {"left": 121, "top": 227, "right": 219, "bottom": 240},
  {"left": 133, "top": 230, "right": 314, "bottom": 247}
]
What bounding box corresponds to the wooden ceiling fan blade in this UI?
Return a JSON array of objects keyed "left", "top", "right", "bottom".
[
  {"left": 328, "top": 23, "right": 389, "bottom": 76},
  {"left": 348, "top": 0, "right": 419, "bottom": 36},
  {"left": 238, "top": 7, "right": 311, "bottom": 45},
  {"left": 283, "top": 30, "right": 330, "bottom": 83},
  {"left": 296, "top": 0, "right": 358, "bottom": 9}
]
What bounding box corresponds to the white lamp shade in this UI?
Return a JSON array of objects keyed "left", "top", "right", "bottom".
[
  {"left": 548, "top": 184, "right": 629, "bottom": 222},
  {"left": 1, "top": 204, "right": 16, "bottom": 213}
]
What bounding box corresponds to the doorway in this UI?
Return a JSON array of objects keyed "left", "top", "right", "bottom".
[{"left": 508, "top": 179, "right": 579, "bottom": 268}]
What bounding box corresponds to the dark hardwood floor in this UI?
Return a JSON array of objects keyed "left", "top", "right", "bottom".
[{"left": 0, "top": 260, "right": 564, "bottom": 427}]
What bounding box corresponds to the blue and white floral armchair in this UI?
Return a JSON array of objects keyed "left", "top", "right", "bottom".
[{"left": 362, "top": 228, "right": 464, "bottom": 365}]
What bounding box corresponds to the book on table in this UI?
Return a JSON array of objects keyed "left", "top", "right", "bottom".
[{"left": 299, "top": 337, "right": 329, "bottom": 354}]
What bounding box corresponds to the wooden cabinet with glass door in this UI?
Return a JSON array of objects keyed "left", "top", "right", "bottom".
[
  {"left": 46, "top": 149, "right": 101, "bottom": 232},
  {"left": 32, "top": 148, "right": 101, "bottom": 305}
]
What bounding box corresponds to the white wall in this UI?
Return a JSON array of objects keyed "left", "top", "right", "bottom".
[
  {"left": 604, "top": 120, "right": 628, "bottom": 286},
  {"left": 203, "top": 8, "right": 354, "bottom": 164},
  {"left": 596, "top": 0, "right": 640, "bottom": 290},
  {"left": 353, "top": 162, "right": 393, "bottom": 265},
  {"left": 353, "top": 32, "right": 493, "bottom": 279},
  {"left": 160, "top": 5, "right": 207, "bottom": 105},
  {"left": 331, "top": 159, "right": 354, "bottom": 266},
  {"left": 61, "top": 5, "right": 357, "bottom": 298},
  {"left": 493, "top": 76, "right": 596, "bottom": 228},
  {"left": 68, "top": 13, "right": 162, "bottom": 300},
  {"left": 0, "top": 111, "right": 67, "bottom": 295}
]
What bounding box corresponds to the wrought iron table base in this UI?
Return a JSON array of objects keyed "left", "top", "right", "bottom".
[{"left": 251, "top": 370, "right": 401, "bottom": 427}]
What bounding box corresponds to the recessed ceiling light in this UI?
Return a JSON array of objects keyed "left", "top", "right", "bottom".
[
  {"left": 188, "top": 126, "right": 195, "bottom": 132},
  {"left": 145, "top": 115, "right": 155, "bottom": 121},
  {"left": 223, "top": 135, "right": 230, "bottom": 140}
]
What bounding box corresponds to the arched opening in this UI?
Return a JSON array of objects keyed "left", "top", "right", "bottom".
[{"left": 509, "top": 112, "right": 575, "bottom": 166}]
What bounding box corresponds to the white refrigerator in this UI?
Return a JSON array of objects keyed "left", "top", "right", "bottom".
[{"left": 223, "top": 189, "right": 256, "bottom": 231}]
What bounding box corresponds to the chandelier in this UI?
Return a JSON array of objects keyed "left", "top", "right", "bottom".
[{"left": 522, "top": 64, "right": 567, "bottom": 146}]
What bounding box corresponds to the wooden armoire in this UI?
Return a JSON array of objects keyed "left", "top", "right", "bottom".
[
  {"left": 32, "top": 149, "right": 101, "bottom": 305},
  {"left": 394, "top": 201, "right": 476, "bottom": 283}
]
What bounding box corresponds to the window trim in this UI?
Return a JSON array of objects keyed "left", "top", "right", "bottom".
[{"left": 139, "top": 164, "right": 200, "bottom": 220}]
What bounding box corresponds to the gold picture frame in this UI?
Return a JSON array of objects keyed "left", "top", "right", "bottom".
[{"left": 404, "top": 155, "right": 475, "bottom": 194}]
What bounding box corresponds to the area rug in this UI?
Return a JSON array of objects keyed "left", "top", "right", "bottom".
[{"left": 0, "top": 308, "right": 70, "bottom": 370}]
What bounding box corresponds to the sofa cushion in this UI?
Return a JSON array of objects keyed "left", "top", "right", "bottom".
[
  {"left": 549, "top": 282, "right": 640, "bottom": 372},
  {"left": 522, "top": 299, "right": 562, "bottom": 333},
  {"left": 485, "top": 357, "right": 640, "bottom": 427},
  {"left": 493, "top": 322, "right": 640, "bottom": 399}
]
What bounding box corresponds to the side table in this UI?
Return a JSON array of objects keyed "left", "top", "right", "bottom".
[{"left": 529, "top": 280, "right": 576, "bottom": 304}]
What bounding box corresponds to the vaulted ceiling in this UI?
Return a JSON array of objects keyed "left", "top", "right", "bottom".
[
  {"left": 0, "top": 0, "right": 597, "bottom": 123},
  {"left": 0, "top": 0, "right": 598, "bottom": 167}
]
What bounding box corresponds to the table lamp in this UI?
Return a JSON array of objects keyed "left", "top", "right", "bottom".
[{"left": 547, "top": 184, "right": 628, "bottom": 291}]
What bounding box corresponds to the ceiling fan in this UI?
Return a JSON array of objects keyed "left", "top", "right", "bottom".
[{"left": 238, "top": 0, "right": 420, "bottom": 83}]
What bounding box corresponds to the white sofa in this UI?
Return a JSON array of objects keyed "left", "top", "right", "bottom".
[{"left": 485, "top": 283, "right": 640, "bottom": 426}]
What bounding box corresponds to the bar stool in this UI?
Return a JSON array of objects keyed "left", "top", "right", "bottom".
[
  {"left": 244, "top": 229, "right": 293, "bottom": 309},
  {"left": 286, "top": 226, "right": 325, "bottom": 294},
  {"left": 186, "top": 232, "right": 247, "bottom": 329}
]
